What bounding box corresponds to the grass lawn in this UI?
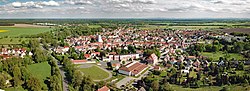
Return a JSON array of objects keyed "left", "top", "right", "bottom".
[
  {"left": 171, "top": 84, "right": 250, "bottom": 91},
  {"left": 4, "top": 87, "right": 27, "bottom": 91},
  {"left": 201, "top": 51, "right": 246, "bottom": 61},
  {"left": 169, "top": 26, "right": 222, "bottom": 30},
  {"left": 0, "top": 38, "right": 31, "bottom": 44},
  {"left": 0, "top": 27, "right": 52, "bottom": 37},
  {"left": 88, "top": 25, "right": 101, "bottom": 28},
  {"left": 79, "top": 65, "right": 109, "bottom": 80},
  {"left": 27, "top": 62, "right": 51, "bottom": 88}
]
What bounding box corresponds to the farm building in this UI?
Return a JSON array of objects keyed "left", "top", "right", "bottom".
[{"left": 118, "top": 62, "right": 148, "bottom": 76}]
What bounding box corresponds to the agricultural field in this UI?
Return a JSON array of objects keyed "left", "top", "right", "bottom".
[
  {"left": 79, "top": 65, "right": 110, "bottom": 80},
  {"left": 0, "top": 24, "right": 52, "bottom": 37},
  {"left": 171, "top": 84, "right": 250, "bottom": 91},
  {"left": 0, "top": 38, "right": 31, "bottom": 45},
  {"left": 87, "top": 25, "right": 102, "bottom": 28},
  {"left": 137, "top": 25, "right": 223, "bottom": 30},
  {"left": 27, "top": 62, "right": 51, "bottom": 89},
  {"left": 168, "top": 26, "right": 222, "bottom": 30},
  {"left": 201, "top": 51, "right": 246, "bottom": 61},
  {"left": 221, "top": 28, "right": 250, "bottom": 34}
]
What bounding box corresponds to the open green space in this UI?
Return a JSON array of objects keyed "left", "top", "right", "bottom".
[
  {"left": 169, "top": 26, "right": 222, "bottom": 30},
  {"left": 79, "top": 65, "right": 109, "bottom": 80},
  {"left": 4, "top": 87, "right": 27, "bottom": 91},
  {"left": 0, "top": 38, "right": 31, "bottom": 45},
  {"left": 171, "top": 84, "right": 250, "bottom": 91},
  {"left": 201, "top": 51, "right": 246, "bottom": 61},
  {"left": 87, "top": 25, "right": 102, "bottom": 28},
  {"left": 27, "top": 62, "right": 51, "bottom": 88},
  {"left": 0, "top": 27, "right": 52, "bottom": 37}
]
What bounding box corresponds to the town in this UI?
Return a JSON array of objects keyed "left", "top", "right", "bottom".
[{"left": 0, "top": 19, "right": 250, "bottom": 91}]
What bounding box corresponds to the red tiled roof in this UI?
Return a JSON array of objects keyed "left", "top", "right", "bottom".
[
  {"left": 97, "top": 86, "right": 110, "bottom": 91},
  {"left": 154, "top": 66, "right": 160, "bottom": 69},
  {"left": 71, "top": 60, "right": 87, "bottom": 63},
  {"left": 119, "top": 62, "right": 148, "bottom": 75},
  {"left": 84, "top": 54, "right": 91, "bottom": 58}
]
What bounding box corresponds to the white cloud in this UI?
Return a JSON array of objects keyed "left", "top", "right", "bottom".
[
  {"left": 1, "top": 0, "right": 250, "bottom": 18},
  {"left": 11, "top": 0, "right": 60, "bottom": 9},
  {"left": 41, "top": 1, "right": 60, "bottom": 6}
]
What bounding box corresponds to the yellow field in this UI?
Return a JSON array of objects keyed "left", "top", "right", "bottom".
[{"left": 0, "top": 30, "right": 9, "bottom": 32}]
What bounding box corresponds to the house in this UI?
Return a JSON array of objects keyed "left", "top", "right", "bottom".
[
  {"left": 112, "top": 63, "right": 121, "bottom": 70},
  {"left": 181, "top": 69, "right": 189, "bottom": 74},
  {"left": 118, "top": 62, "right": 148, "bottom": 76},
  {"left": 187, "top": 56, "right": 196, "bottom": 60},
  {"left": 84, "top": 54, "right": 91, "bottom": 59},
  {"left": 193, "top": 60, "right": 200, "bottom": 67},
  {"left": 153, "top": 66, "right": 161, "bottom": 70},
  {"left": 109, "top": 54, "right": 139, "bottom": 61},
  {"left": 97, "top": 86, "right": 110, "bottom": 91},
  {"left": 146, "top": 53, "right": 158, "bottom": 65}
]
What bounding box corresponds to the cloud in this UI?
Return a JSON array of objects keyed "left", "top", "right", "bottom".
[
  {"left": 64, "top": 0, "right": 93, "bottom": 5},
  {"left": 41, "top": 1, "right": 60, "bottom": 6},
  {"left": 1, "top": 0, "right": 250, "bottom": 18},
  {"left": 11, "top": 0, "right": 60, "bottom": 9}
]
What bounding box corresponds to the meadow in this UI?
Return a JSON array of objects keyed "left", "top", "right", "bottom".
[
  {"left": 201, "top": 51, "right": 246, "bottom": 61},
  {"left": 0, "top": 27, "right": 52, "bottom": 37},
  {"left": 4, "top": 62, "right": 51, "bottom": 91},
  {"left": 170, "top": 84, "right": 250, "bottom": 91},
  {"left": 79, "top": 65, "right": 109, "bottom": 80},
  {"left": 0, "top": 38, "right": 31, "bottom": 45},
  {"left": 27, "top": 62, "right": 51, "bottom": 89}
]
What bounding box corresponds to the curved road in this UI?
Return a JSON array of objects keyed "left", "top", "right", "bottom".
[{"left": 78, "top": 64, "right": 112, "bottom": 82}]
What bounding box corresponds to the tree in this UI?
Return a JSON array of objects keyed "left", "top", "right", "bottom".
[
  {"left": 232, "top": 42, "right": 243, "bottom": 53},
  {"left": 212, "top": 45, "right": 219, "bottom": 52},
  {"left": 27, "top": 76, "right": 42, "bottom": 91},
  {"left": 33, "top": 48, "right": 47, "bottom": 63},
  {"left": 151, "top": 80, "right": 159, "bottom": 91},
  {"left": 238, "top": 62, "right": 244, "bottom": 70},
  {"left": 12, "top": 65, "right": 23, "bottom": 87},
  {"left": 222, "top": 44, "right": 230, "bottom": 52},
  {"left": 72, "top": 70, "right": 83, "bottom": 88},
  {"left": 161, "top": 83, "right": 173, "bottom": 91},
  {"left": 205, "top": 44, "right": 213, "bottom": 52},
  {"left": 128, "top": 45, "right": 136, "bottom": 53},
  {"left": 49, "top": 75, "right": 62, "bottom": 91},
  {"left": 107, "top": 62, "right": 113, "bottom": 70},
  {"left": 0, "top": 74, "right": 6, "bottom": 88}
]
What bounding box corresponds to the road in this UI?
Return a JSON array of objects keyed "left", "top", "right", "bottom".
[
  {"left": 116, "top": 67, "right": 151, "bottom": 88},
  {"left": 40, "top": 44, "right": 69, "bottom": 91},
  {"left": 51, "top": 55, "right": 69, "bottom": 91}
]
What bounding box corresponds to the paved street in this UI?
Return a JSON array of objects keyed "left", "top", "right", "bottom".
[
  {"left": 116, "top": 77, "right": 134, "bottom": 88},
  {"left": 116, "top": 66, "right": 151, "bottom": 88}
]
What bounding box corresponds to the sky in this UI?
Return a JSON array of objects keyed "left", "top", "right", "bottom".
[{"left": 0, "top": 0, "right": 250, "bottom": 19}]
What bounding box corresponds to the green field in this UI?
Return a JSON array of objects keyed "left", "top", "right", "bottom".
[
  {"left": 202, "top": 51, "right": 246, "bottom": 61},
  {"left": 0, "top": 38, "right": 31, "bottom": 44},
  {"left": 169, "top": 26, "right": 222, "bottom": 30},
  {"left": 27, "top": 62, "right": 51, "bottom": 88},
  {"left": 88, "top": 25, "right": 102, "bottom": 28},
  {"left": 4, "top": 87, "right": 27, "bottom": 91},
  {"left": 79, "top": 65, "right": 109, "bottom": 80},
  {"left": 0, "top": 27, "right": 52, "bottom": 37},
  {"left": 171, "top": 84, "right": 250, "bottom": 91},
  {"left": 138, "top": 25, "right": 222, "bottom": 30}
]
